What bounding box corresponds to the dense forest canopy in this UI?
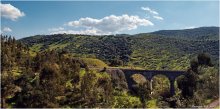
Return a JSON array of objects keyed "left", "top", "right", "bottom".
[
  {"left": 1, "top": 27, "right": 219, "bottom": 108},
  {"left": 20, "top": 27, "right": 219, "bottom": 69},
  {"left": 150, "top": 27, "right": 219, "bottom": 40}
]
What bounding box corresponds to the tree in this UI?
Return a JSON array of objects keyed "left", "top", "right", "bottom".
[
  {"left": 197, "top": 53, "right": 213, "bottom": 66},
  {"left": 177, "top": 53, "right": 214, "bottom": 107},
  {"left": 136, "top": 81, "right": 151, "bottom": 108},
  {"left": 80, "top": 71, "right": 98, "bottom": 107}
]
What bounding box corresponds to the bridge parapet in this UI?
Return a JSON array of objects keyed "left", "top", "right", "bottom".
[{"left": 121, "top": 69, "right": 186, "bottom": 81}]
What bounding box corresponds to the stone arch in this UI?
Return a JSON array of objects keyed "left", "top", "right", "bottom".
[
  {"left": 150, "top": 74, "right": 171, "bottom": 97},
  {"left": 131, "top": 74, "right": 148, "bottom": 85},
  {"left": 124, "top": 72, "right": 148, "bottom": 93},
  {"left": 174, "top": 75, "right": 186, "bottom": 93},
  {"left": 119, "top": 69, "right": 186, "bottom": 96},
  {"left": 129, "top": 74, "right": 150, "bottom": 94},
  {"left": 151, "top": 72, "right": 177, "bottom": 81}
]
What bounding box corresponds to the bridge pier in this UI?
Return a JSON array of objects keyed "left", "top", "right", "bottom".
[
  {"left": 150, "top": 79, "right": 153, "bottom": 94},
  {"left": 119, "top": 69, "right": 185, "bottom": 97},
  {"left": 170, "top": 79, "right": 175, "bottom": 96}
]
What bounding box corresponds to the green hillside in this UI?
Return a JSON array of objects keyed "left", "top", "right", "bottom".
[
  {"left": 2, "top": 27, "right": 219, "bottom": 108},
  {"left": 150, "top": 27, "right": 219, "bottom": 40},
  {"left": 20, "top": 27, "right": 219, "bottom": 70}
]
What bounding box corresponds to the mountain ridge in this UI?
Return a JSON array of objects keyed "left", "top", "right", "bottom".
[
  {"left": 149, "top": 26, "right": 219, "bottom": 40},
  {"left": 21, "top": 26, "right": 219, "bottom": 39}
]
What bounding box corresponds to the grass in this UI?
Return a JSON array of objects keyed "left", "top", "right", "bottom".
[
  {"left": 95, "top": 71, "right": 110, "bottom": 78},
  {"left": 28, "top": 44, "right": 43, "bottom": 57},
  {"left": 147, "top": 99, "right": 157, "bottom": 108},
  {"left": 215, "top": 105, "right": 220, "bottom": 109},
  {"left": 205, "top": 99, "right": 213, "bottom": 105},
  {"left": 79, "top": 68, "right": 110, "bottom": 79},
  {"left": 65, "top": 80, "right": 73, "bottom": 88},
  {"left": 110, "top": 66, "right": 145, "bottom": 70},
  {"left": 113, "top": 90, "right": 142, "bottom": 108},
  {"left": 29, "top": 44, "right": 43, "bottom": 52},
  {"left": 49, "top": 43, "right": 70, "bottom": 50},
  {"left": 11, "top": 67, "right": 22, "bottom": 77},
  {"left": 130, "top": 47, "right": 190, "bottom": 70},
  {"left": 79, "top": 69, "right": 86, "bottom": 78},
  {"left": 29, "top": 50, "right": 37, "bottom": 57},
  {"left": 81, "top": 58, "right": 108, "bottom": 68}
]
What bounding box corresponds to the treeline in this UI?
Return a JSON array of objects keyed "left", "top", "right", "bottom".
[{"left": 150, "top": 27, "right": 219, "bottom": 40}]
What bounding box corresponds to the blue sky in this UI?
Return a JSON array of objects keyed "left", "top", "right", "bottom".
[{"left": 1, "top": 1, "right": 219, "bottom": 39}]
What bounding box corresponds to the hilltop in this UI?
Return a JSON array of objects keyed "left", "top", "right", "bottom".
[{"left": 150, "top": 26, "right": 219, "bottom": 40}]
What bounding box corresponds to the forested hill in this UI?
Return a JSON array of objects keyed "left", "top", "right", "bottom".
[
  {"left": 150, "top": 27, "right": 219, "bottom": 40},
  {"left": 19, "top": 27, "right": 219, "bottom": 70},
  {"left": 2, "top": 26, "right": 219, "bottom": 108}
]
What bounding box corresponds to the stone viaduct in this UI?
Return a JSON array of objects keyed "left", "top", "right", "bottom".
[{"left": 106, "top": 68, "right": 186, "bottom": 96}]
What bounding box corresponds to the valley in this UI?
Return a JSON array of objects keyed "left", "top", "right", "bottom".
[{"left": 1, "top": 27, "right": 219, "bottom": 108}]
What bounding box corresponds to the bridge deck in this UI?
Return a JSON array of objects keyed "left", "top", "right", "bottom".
[{"left": 103, "top": 67, "right": 186, "bottom": 73}]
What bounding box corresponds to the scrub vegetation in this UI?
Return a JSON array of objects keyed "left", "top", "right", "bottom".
[{"left": 1, "top": 27, "right": 219, "bottom": 108}]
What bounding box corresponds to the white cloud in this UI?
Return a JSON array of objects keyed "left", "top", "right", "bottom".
[
  {"left": 141, "top": 7, "right": 164, "bottom": 21},
  {"left": 50, "top": 29, "right": 106, "bottom": 35},
  {"left": 66, "top": 14, "right": 153, "bottom": 35},
  {"left": 183, "top": 26, "right": 196, "bottom": 29},
  {"left": 48, "top": 27, "right": 107, "bottom": 35},
  {"left": 153, "top": 16, "right": 164, "bottom": 20},
  {"left": 0, "top": 3, "right": 25, "bottom": 21},
  {"left": 141, "top": 7, "right": 159, "bottom": 15},
  {"left": 2, "top": 27, "right": 12, "bottom": 33},
  {"left": 48, "top": 27, "right": 64, "bottom": 32}
]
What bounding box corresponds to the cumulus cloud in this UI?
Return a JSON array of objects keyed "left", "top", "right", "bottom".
[
  {"left": 48, "top": 27, "right": 64, "bottom": 32},
  {"left": 2, "top": 27, "right": 12, "bottom": 32},
  {"left": 50, "top": 29, "right": 105, "bottom": 35},
  {"left": 153, "top": 16, "right": 164, "bottom": 20},
  {"left": 141, "top": 7, "right": 159, "bottom": 15},
  {"left": 184, "top": 26, "right": 196, "bottom": 29},
  {"left": 48, "top": 27, "right": 106, "bottom": 35},
  {"left": 0, "top": 3, "right": 25, "bottom": 21},
  {"left": 65, "top": 14, "right": 153, "bottom": 35}
]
